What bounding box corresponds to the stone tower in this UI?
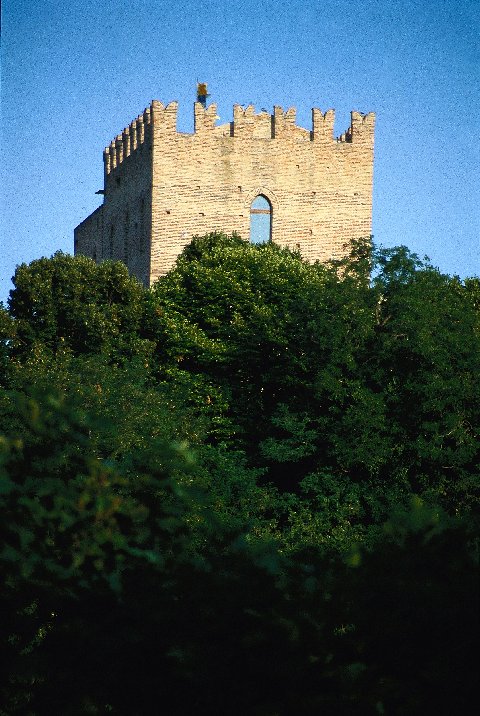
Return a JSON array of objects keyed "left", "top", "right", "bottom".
[{"left": 74, "top": 99, "right": 375, "bottom": 286}]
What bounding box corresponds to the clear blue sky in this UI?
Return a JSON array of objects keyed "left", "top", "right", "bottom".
[{"left": 1, "top": 0, "right": 479, "bottom": 304}]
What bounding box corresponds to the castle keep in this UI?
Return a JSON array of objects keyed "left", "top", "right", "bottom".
[{"left": 74, "top": 99, "right": 375, "bottom": 286}]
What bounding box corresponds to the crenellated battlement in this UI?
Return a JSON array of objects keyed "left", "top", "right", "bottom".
[
  {"left": 104, "top": 104, "right": 152, "bottom": 175},
  {"left": 151, "top": 100, "right": 179, "bottom": 133},
  {"left": 194, "top": 102, "right": 219, "bottom": 132},
  {"left": 105, "top": 100, "right": 375, "bottom": 174},
  {"left": 103, "top": 101, "right": 179, "bottom": 175}
]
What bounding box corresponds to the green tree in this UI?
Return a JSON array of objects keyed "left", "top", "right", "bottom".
[
  {"left": 148, "top": 234, "right": 480, "bottom": 528},
  {"left": 1, "top": 393, "right": 477, "bottom": 715},
  {"left": 0, "top": 302, "right": 17, "bottom": 386},
  {"left": 8, "top": 252, "right": 146, "bottom": 358},
  {"left": 2, "top": 240, "right": 479, "bottom": 713}
]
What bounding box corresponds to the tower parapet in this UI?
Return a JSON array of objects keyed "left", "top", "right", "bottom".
[
  {"left": 312, "top": 109, "right": 335, "bottom": 142},
  {"left": 151, "top": 100, "right": 178, "bottom": 133},
  {"left": 104, "top": 101, "right": 179, "bottom": 176},
  {"left": 103, "top": 101, "right": 374, "bottom": 170},
  {"left": 272, "top": 106, "right": 299, "bottom": 138},
  {"left": 350, "top": 110, "right": 375, "bottom": 143},
  {"left": 232, "top": 104, "right": 258, "bottom": 137},
  {"left": 194, "top": 102, "right": 218, "bottom": 132},
  {"left": 104, "top": 108, "right": 151, "bottom": 175}
]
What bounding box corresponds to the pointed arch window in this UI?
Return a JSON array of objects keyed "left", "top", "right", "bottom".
[{"left": 250, "top": 195, "right": 272, "bottom": 244}]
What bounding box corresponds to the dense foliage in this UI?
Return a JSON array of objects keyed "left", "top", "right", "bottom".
[{"left": 1, "top": 238, "right": 478, "bottom": 714}]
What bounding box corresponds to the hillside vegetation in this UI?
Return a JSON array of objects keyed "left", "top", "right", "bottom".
[{"left": 1, "top": 235, "right": 479, "bottom": 714}]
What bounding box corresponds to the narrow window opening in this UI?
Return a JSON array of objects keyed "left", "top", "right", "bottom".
[{"left": 250, "top": 195, "right": 272, "bottom": 244}]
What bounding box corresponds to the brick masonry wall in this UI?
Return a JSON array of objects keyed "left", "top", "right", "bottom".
[
  {"left": 75, "top": 205, "right": 103, "bottom": 260},
  {"left": 75, "top": 99, "right": 375, "bottom": 287},
  {"left": 75, "top": 106, "right": 154, "bottom": 285}
]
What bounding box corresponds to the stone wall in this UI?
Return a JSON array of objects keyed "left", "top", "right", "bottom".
[
  {"left": 75, "top": 98, "right": 375, "bottom": 286},
  {"left": 75, "top": 205, "right": 103, "bottom": 261}
]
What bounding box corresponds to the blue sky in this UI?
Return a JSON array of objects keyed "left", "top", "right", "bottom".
[{"left": 1, "top": 0, "right": 479, "bottom": 304}]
